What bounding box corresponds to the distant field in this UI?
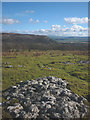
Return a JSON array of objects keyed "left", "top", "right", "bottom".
[
  {"left": 2, "top": 50, "right": 89, "bottom": 99},
  {"left": 49, "top": 36, "right": 89, "bottom": 43}
]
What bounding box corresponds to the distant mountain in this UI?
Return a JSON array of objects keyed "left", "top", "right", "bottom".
[{"left": 2, "top": 33, "right": 88, "bottom": 51}]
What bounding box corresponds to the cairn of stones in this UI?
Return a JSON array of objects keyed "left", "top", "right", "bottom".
[{"left": 3, "top": 76, "right": 88, "bottom": 119}]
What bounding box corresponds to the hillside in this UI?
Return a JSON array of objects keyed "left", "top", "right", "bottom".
[
  {"left": 2, "top": 33, "right": 58, "bottom": 51},
  {"left": 2, "top": 33, "right": 88, "bottom": 51}
]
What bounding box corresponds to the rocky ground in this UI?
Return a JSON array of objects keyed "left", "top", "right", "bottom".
[{"left": 2, "top": 76, "right": 89, "bottom": 119}]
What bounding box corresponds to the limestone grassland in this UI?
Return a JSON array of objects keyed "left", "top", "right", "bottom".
[
  {"left": 2, "top": 50, "right": 90, "bottom": 119},
  {"left": 2, "top": 50, "right": 89, "bottom": 97}
]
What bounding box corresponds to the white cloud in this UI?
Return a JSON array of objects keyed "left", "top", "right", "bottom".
[
  {"left": 70, "top": 24, "right": 88, "bottom": 32},
  {"left": 29, "top": 18, "right": 40, "bottom": 24},
  {"left": 30, "top": 19, "right": 47, "bottom": 24},
  {"left": 51, "top": 25, "right": 62, "bottom": 31},
  {"left": 2, "top": 18, "right": 20, "bottom": 24},
  {"left": 25, "top": 10, "right": 35, "bottom": 14},
  {"left": 40, "top": 29, "right": 46, "bottom": 32},
  {"left": 43, "top": 20, "right": 48, "bottom": 23},
  {"left": 29, "top": 18, "right": 33, "bottom": 22},
  {"left": 4, "top": 23, "right": 87, "bottom": 37},
  {"left": 15, "top": 10, "right": 35, "bottom": 17},
  {"left": 35, "top": 19, "right": 39, "bottom": 23},
  {"left": 64, "top": 17, "right": 88, "bottom": 24},
  {"left": 62, "top": 24, "right": 88, "bottom": 32},
  {"left": 28, "top": 24, "right": 88, "bottom": 37},
  {"left": 51, "top": 25, "right": 61, "bottom": 29}
]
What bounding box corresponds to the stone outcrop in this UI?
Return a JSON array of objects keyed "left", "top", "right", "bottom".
[{"left": 2, "top": 76, "right": 88, "bottom": 119}]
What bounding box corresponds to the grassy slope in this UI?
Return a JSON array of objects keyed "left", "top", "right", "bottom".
[{"left": 2, "top": 50, "right": 89, "bottom": 98}]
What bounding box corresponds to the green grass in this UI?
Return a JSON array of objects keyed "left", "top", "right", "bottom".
[{"left": 2, "top": 50, "right": 89, "bottom": 98}]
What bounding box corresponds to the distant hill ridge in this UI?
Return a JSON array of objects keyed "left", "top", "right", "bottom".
[
  {"left": 2, "top": 33, "right": 88, "bottom": 51},
  {"left": 2, "top": 33, "right": 56, "bottom": 44},
  {"left": 2, "top": 33, "right": 58, "bottom": 51}
]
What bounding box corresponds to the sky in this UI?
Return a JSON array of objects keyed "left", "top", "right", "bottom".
[{"left": 2, "top": 2, "right": 88, "bottom": 37}]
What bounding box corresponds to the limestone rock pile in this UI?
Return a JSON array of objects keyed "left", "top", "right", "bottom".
[{"left": 3, "top": 76, "right": 88, "bottom": 119}]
